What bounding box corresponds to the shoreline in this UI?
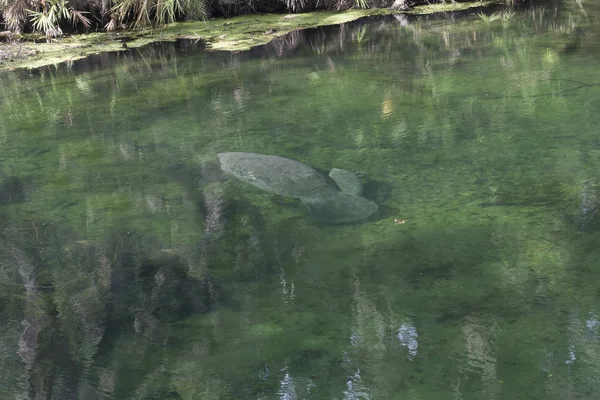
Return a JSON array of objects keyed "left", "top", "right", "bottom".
[{"left": 0, "top": 2, "right": 495, "bottom": 72}]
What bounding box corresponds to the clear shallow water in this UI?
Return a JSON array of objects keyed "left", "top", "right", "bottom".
[{"left": 2, "top": 2, "right": 600, "bottom": 398}]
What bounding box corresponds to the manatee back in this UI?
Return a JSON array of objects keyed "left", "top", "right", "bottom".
[{"left": 217, "top": 152, "right": 332, "bottom": 199}]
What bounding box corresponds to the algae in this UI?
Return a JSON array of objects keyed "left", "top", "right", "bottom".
[{"left": 0, "top": 2, "right": 496, "bottom": 72}]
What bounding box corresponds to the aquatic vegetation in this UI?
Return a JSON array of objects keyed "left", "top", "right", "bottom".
[
  {"left": 0, "top": 2, "right": 504, "bottom": 71},
  {"left": 2, "top": 0, "right": 600, "bottom": 397},
  {"left": 0, "top": 9, "right": 393, "bottom": 70},
  {"left": 0, "top": 0, "right": 499, "bottom": 38},
  {"left": 477, "top": 9, "right": 514, "bottom": 22}
]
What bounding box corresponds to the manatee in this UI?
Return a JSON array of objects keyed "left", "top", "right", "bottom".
[
  {"left": 303, "top": 192, "right": 377, "bottom": 224},
  {"left": 217, "top": 152, "right": 331, "bottom": 202},
  {"left": 217, "top": 152, "right": 377, "bottom": 223},
  {"left": 329, "top": 168, "right": 363, "bottom": 196}
]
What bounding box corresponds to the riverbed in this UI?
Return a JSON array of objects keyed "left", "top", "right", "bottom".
[{"left": 1, "top": 1, "right": 600, "bottom": 398}]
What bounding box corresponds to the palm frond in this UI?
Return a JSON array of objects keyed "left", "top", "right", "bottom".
[
  {"left": 111, "top": 0, "right": 206, "bottom": 29},
  {"left": 23, "top": 0, "right": 91, "bottom": 36},
  {"left": 118, "top": 0, "right": 151, "bottom": 28},
  {"left": 104, "top": 17, "right": 118, "bottom": 31},
  {"left": 283, "top": 0, "right": 306, "bottom": 12},
  {"left": 154, "top": 0, "right": 179, "bottom": 25},
  {"left": 181, "top": 0, "right": 206, "bottom": 21},
  {"left": 2, "top": 0, "right": 33, "bottom": 32},
  {"left": 27, "top": 8, "right": 62, "bottom": 36},
  {"left": 70, "top": 9, "right": 91, "bottom": 28},
  {"left": 354, "top": 0, "right": 368, "bottom": 8}
]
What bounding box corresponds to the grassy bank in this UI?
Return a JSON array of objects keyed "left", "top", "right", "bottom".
[{"left": 0, "top": 2, "right": 494, "bottom": 71}]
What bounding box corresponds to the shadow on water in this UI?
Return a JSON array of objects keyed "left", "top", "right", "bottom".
[
  {"left": 0, "top": 211, "right": 225, "bottom": 398},
  {"left": 0, "top": 176, "right": 28, "bottom": 205}
]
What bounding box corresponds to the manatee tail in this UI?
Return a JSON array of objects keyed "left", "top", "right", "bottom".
[{"left": 302, "top": 192, "right": 378, "bottom": 224}]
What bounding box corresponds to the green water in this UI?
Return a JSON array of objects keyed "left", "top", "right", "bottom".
[{"left": 2, "top": 2, "right": 600, "bottom": 398}]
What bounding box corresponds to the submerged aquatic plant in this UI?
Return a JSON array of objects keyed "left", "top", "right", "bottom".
[{"left": 477, "top": 10, "right": 515, "bottom": 23}]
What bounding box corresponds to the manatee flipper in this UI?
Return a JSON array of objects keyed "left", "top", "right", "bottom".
[
  {"left": 329, "top": 168, "right": 363, "bottom": 196},
  {"left": 303, "top": 192, "right": 377, "bottom": 224}
]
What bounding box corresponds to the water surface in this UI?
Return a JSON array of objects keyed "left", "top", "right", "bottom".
[{"left": 2, "top": 2, "right": 600, "bottom": 398}]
